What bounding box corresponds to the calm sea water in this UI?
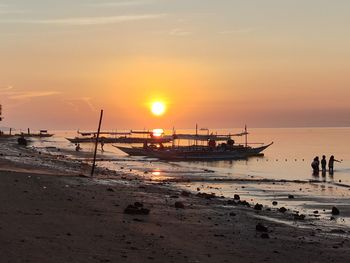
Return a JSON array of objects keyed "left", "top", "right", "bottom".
[
  {"left": 32, "top": 127, "right": 350, "bottom": 226},
  {"left": 36, "top": 127, "right": 350, "bottom": 183}
]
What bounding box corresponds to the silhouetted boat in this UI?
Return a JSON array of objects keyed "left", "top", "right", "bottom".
[
  {"left": 66, "top": 130, "right": 172, "bottom": 144},
  {"left": 114, "top": 126, "right": 273, "bottom": 161},
  {"left": 16, "top": 130, "right": 54, "bottom": 138},
  {"left": 115, "top": 143, "right": 273, "bottom": 161}
]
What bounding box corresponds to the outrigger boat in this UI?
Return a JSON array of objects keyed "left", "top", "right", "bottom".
[
  {"left": 15, "top": 129, "right": 54, "bottom": 138},
  {"left": 114, "top": 126, "right": 273, "bottom": 161},
  {"left": 66, "top": 130, "right": 172, "bottom": 144}
]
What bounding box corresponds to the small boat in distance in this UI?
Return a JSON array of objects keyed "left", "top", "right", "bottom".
[
  {"left": 15, "top": 129, "right": 54, "bottom": 138},
  {"left": 114, "top": 126, "right": 273, "bottom": 161},
  {"left": 66, "top": 130, "right": 172, "bottom": 144}
]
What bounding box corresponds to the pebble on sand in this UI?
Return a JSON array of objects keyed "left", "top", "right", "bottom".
[
  {"left": 174, "top": 201, "right": 185, "bottom": 209},
  {"left": 332, "top": 206, "right": 340, "bottom": 215},
  {"left": 256, "top": 223, "right": 268, "bottom": 232}
]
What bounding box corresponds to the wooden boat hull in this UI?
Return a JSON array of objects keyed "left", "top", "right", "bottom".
[
  {"left": 15, "top": 134, "right": 54, "bottom": 138},
  {"left": 66, "top": 137, "right": 172, "bottom": 144},
  {"left": 114, "top": 143, "right": 273, "bottom": 161}
]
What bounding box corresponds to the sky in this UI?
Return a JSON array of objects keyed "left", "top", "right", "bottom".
[{"left": 0, "top": 0, "right": 350, "bottom": 130}]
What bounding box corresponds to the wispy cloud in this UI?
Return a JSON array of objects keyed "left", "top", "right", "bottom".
[
  {"left": 0, "top": 4, "right": 28, "bottom": 14},
  {"left": 0, "top": 87, "right": 60, "bottom": 110},
  {"left": 0, "top": 86, "right": 60, "bottom": 100},
  {"left": 0, "top": 14, "right": 166, "bottom": 26},
  {"left": 64, "top": 97, "right": 97, "bottom": 112},
  {"left": 169, "top": 28, "right": 191, "bottom": 36},
  {"left": 8, "top": 91, "right": 60, "bottom": 100}
]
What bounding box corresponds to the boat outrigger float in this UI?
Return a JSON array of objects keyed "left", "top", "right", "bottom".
[{"left": 114, "top": 126, "right": 273, "bottom": 161}]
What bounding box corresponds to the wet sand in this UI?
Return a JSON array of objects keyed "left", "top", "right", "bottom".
[{"left": 0, "top": 139, "right": 350, "bottom": 262}]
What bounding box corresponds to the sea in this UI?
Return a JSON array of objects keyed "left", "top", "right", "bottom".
[{"left": 30, "top": 127, "right": 350, "bottom": 228}]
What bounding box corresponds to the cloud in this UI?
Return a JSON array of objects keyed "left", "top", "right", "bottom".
[
  {"left": 169, "top": 28, "right": 191, "bottom": 36},
  {"left": 0, "top": 4, "right": 28, "bottom": 14},
  {"left": 64, "top": 97, "right": 97, "bottom": 112},
  {"left": 0, "top": 87, "right": 60, "bottom": 110},
  {"left": 0, "top": 87, "right": 60, "bottom": 100},
  {"left": 8, "top": 91, "right": 60, "bottom": 100},
  {"left": 1, "top": 14, "right": 166, "bottom": 26}
]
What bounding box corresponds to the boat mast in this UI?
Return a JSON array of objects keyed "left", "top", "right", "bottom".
[
  {"left": 245, "top": 125, "right": 248, "bottom": 147},
  {"left": 195, "top": 123, "right": 198, "bottom": 147},
  {"left": 91, "top": 109, "right": 104, "bottom": 177}
]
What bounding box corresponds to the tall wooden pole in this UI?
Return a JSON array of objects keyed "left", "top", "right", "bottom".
[{"left": 91, "top": 110, "right": 104, "bottom": 177}]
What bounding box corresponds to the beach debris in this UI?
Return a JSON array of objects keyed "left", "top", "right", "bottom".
[
  {"left": 174, "top": 201, "right": 185, "bottom": 209},
  {"left": 196, "top": 187, "right": 200, "bottom": 191},
  {"left": 272, "top": 201, "right": 278, "bottom": 206},
  {"left": 261, "top": 233, "right": 270, "bottom": 239},
  {"left": 288, "top": 194, "right": 294, "bottom": 199},
  {"left": 278, "top": 207, "right": 287, "bottom": 213},
  {"left": 196, "top": 192, "right": 216, "bottom": 199},
  {"left": 254, "top": 203, "right": 263, "bottom": 211},
  {"left": 124, "top": 203, "right": 150, "bottom": 215},
  {"left": 332, "top": 206, "right": 340, "bottom": 215},
  {"left": 294, "top": 214, "right": 305, "bottom": 220},
  {"left": 313, "top": 210, "right": 319, "bottom": 214},
  {"left": 256, "top": 223, "right": 268, "bottom": 232},
  {"left": 234, "top": 194, "right": 240, "bottom": 200}
]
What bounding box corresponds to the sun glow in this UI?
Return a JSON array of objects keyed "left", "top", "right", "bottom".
[
  {"left": 151, "top": 101, "right": 166, "bottom": 116},
  {"left": 152, "top": 128, "right": 164, "bottom": 137}
]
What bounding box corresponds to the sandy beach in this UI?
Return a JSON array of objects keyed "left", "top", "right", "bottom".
[{"left": 0, "top": 138, "right": 349, "bottom": 263}]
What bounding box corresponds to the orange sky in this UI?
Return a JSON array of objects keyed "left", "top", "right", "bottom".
[{"left": 1, "top": 0, "right": 350, "bottom": 130}]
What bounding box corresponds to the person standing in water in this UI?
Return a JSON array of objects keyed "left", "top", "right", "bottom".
[
  {"left": 101, "top": 140, "right": 105, "bottom": 152},
  {"left": 321, "top": 155, "right": 327, "bottom": 171},
  {"left": 328, "top": 155, "right": 341, "bottom": 174},
  {"left": 311, "top": 156, "right": 320, "bottom": 174},
  {"left": 321, "top": 155, "right": 327, "bottom": 176}
]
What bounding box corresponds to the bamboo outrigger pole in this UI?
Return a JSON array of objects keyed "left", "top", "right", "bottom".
[{"left": 91, "top": 110, "right": 104, "bottom": 177}]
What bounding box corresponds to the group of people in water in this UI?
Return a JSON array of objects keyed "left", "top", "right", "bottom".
[{"left": 311, "top": 155, "right": 341, "bottom": 175}]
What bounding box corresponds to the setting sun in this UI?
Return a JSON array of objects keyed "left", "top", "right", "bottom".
[{"left": 151, "top": 102, "right": 166, "bottom": 116}]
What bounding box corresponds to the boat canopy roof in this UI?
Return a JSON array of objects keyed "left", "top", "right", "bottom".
[
  {"left": 78, "top": 131, "right": 131, "bottom": 136},
  {"left": 173, "top": 134, "right": 231, "bottom": 141},
  {"left": 130, "top": 130, "right": 151, "bottom": 134}
]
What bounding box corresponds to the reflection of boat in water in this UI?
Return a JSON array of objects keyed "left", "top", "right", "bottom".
[{"left": 114, "top": 126, "right": 273, "bottom": 161}]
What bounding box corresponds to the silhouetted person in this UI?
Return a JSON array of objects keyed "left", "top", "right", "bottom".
[
  {"left": 311, "top": 156, "right": 320, "bottom": 175},
  {"left": 328, "top": 155, "right": 341, "bottom": 174},
  {"left": 101, "top": 140, "right": 105, "bottom": 152},
  {"left": 321, "top": 155, "right": 327, "bottom": 173},
  {"left": 17, "top": 134, "right": 27, "bottom": 146},
  {"left": 75, "top": 143, "right": 81, "bottom": 152}
]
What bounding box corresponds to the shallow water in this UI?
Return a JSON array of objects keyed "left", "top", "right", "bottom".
[{"left": 28, "top": 127, "right": 350, "bottom": 227}]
